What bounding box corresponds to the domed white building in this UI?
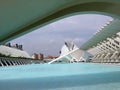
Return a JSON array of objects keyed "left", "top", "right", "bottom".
[{"left": 0, "top": 45, "right": 31, "bottom": 58}]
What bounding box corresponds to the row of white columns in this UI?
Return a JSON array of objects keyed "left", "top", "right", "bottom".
[
  {"left": 0, "top": 58, "right": 30, "bottom": 67},
  {"left": 87, "top": 32, "right": 120, "bottom": 63},
  {"left": 0, "top": 57, "right": 39, "bottom": 67}
]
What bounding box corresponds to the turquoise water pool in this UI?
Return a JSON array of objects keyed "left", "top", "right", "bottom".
[{"left": 0, "top": 63, "right": 120, "bottom": 90}]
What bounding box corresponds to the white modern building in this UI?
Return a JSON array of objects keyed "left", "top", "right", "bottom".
[{"left": 0, "top": 45, "right": 31, "bottom": 58}]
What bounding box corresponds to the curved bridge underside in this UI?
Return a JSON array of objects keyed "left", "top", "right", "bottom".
[
  {"left": 1, "top": 1, "right": 120, "bottom": 90},
  {"left": 0, "top": 0, "right": 120, "bottom": 44}
]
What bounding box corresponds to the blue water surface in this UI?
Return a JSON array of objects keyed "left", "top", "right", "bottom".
[{"left": 0, "top": 63, "right": 120, "bottom": 90}]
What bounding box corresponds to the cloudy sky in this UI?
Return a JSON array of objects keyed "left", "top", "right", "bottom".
[{"left": 11, "top": 14, "right": 112, "bottom": 56}]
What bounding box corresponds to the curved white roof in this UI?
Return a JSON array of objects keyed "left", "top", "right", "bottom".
[{"left": 0, "top": 45, "right": 31, "bottom": 58}]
